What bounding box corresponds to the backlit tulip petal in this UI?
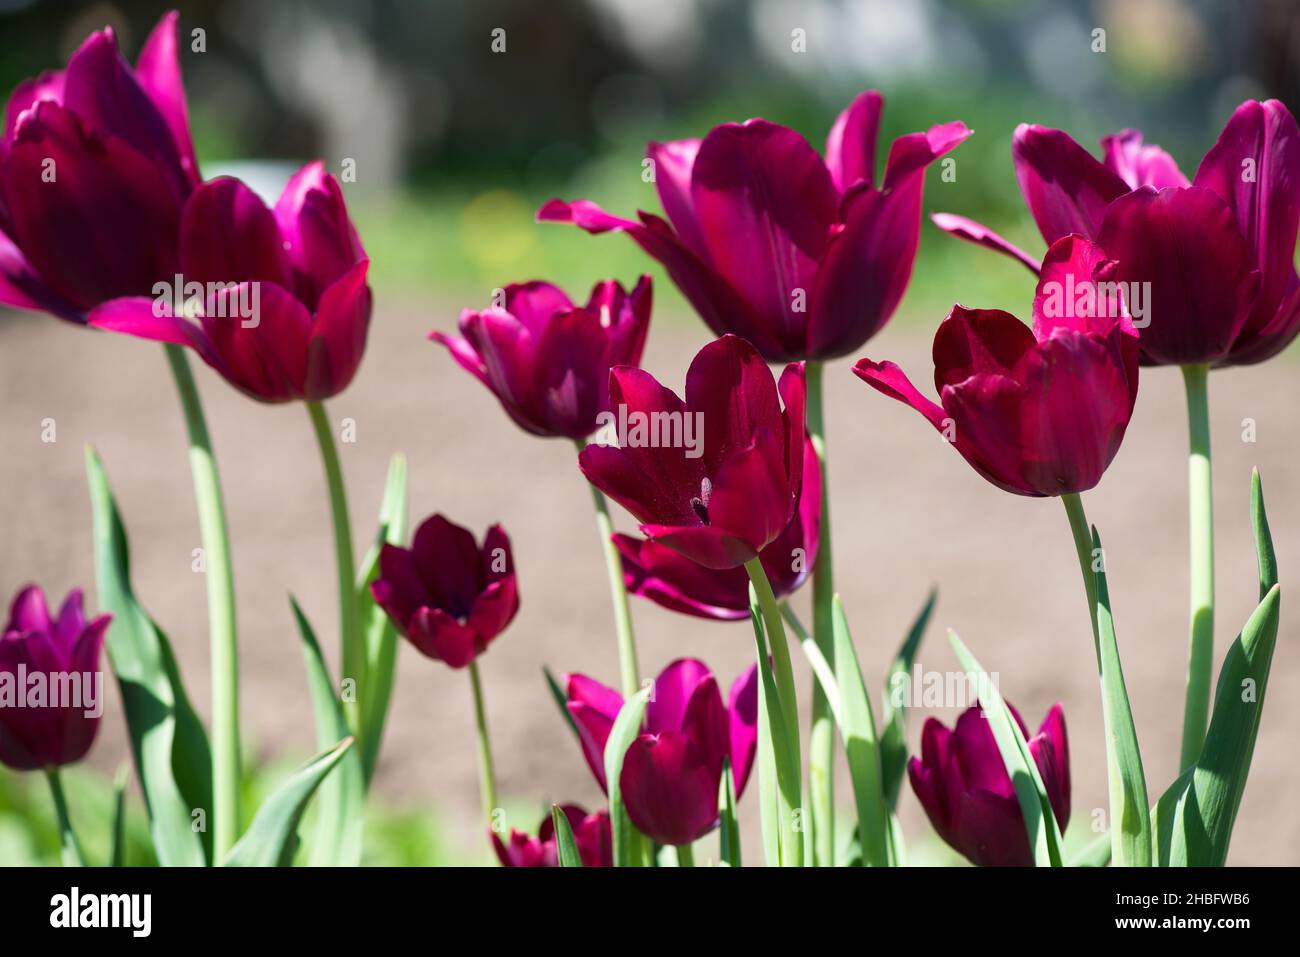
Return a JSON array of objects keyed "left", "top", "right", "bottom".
[
  {"left": 1100, "top": 129, "right": 1188, "bottom": 190},
  {"left": 930, "top": 212, "right": 1043, "bottom": 275},
  {"left": 825, "top": 89, "right": 883, "bottom": 192},
  {"left": 134, "top": 10, "right": 200, "bottom": 187},
  {"left": 1012, "top": 124, "right": 1129, "bottom": 243}
]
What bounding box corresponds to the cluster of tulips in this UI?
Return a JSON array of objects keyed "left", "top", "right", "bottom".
[{"left": 0, "top": 12, "right": 1292, "bottom": 868}]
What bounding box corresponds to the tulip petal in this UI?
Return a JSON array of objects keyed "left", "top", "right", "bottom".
[
  {"left": 685, "top": 334, "right": 783, "bottom": 477},
  {"left": 306, "top": 259, "right": 371, "bottom": 401},
  {"left": 619, "top": 732, "right": 721, "bottom": 846},
  {"left": 690, "top": 120, "right": 838, "bottom": 347},
  {"left": 3, "top": 102, "right": 181, "bottom": 307},
  {"left": 406, "top": 607, "right": 480, "bottom": 669},
  {"left": 467, "top": 576, "right": 518, "bottom": 647},
  {"left": 88, "top": 295, "right": 214, "bottom": 358},
  {"left": 274, "top": 161, "right": 365, "bottom": 309},
  {"left": 180, "top": 176, "right": 292, "bottom": 288},
  {"left": 703, "top": 428, "right": 792, "bottom": 557},
  {"left": 1012, "top": 124, "right": 1129, "bottom": 243},
  {"left": 852, "top": 358, "right": 950, "bottom": 435},
  {"left": 1031, "top": 235, "right": 1126, "bottom": 339},
  {"left": 932, "top": 305, "right": 1037, "bottom": 389},
  {"left": 930, "top": 212, "right": 1043, "bottom": 275},
  {"left": 501, "top": 281, "right": 573, "bottom": 336},
  {"left": 199, "top": 280, "right": 313, "bottom": 402},
  {"left": 728, "top": 665, "right": 759, "bottom": 797},
  {"left": 646, "top": 658, "right": 713, "bottom": 734},
  {"left": 134, "top": 11, "right": 200, "bottom": 186},
  {"left": 566, "top": 672, "right": 621, "bottom": 791},
  {"left": 410, "top": 514, "right": 484, "bottom": 620},
  {"left": 638, "top": 522, "right": 757, "bottom": 571},
  {"left": 0, "top": 230, "right": 81, "bottom": 321},
  {"left": 1099, "top": 186, "right": 1260, "bottom": 365},
  {"left": 614, "top": 533, "right": 751, "bottom": 619},
  {"left": 647, "top": 139, "right": 705, "bottom": 252},
  {"left": 1100, "top": 129, "right": 1188, "bottom": 190},
  {"left": 825, "top": 89, "right": 883, "bottom": 192},
  {"left": 879, "top": 120, "right": 972, "bottom": 193}
]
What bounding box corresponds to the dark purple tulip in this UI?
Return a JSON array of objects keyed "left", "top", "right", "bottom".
[
  {"left": 0, "top": 585, "right": 111, "bottom": 771},
  {"left": 0, "top": 13, "right": 198, "bottom": 320},
  {"left": 579, "top": 334, "right": 805, "bottom": 570},
  {"left": 88, "top": 166, "right": 372, "bottom": 402},
  {"left": 855, "top": 235, "right": 1139, "bottom": 497},
  {"left": 492, "top": 804, "right": 612, "bottom": 868},
  {"left": 612, "top": 437, "right": 820, "bottom": 620},
  {"left": 370, "top": 514, "right": 518, "bottom": 670},
  {"left": 563, "top": 659, "right": 758, "bottom": 846},
  {"left": 909, "top": 702, "right": 1070, "bottom": 867},
  {"left": 539, "top": 91, "right": 970, "bottom": 361},
  {"left": 935, "top": 101, "right": 1300, "bottom": 365},
  {"left": 431, "top": 276, "right": 652, "bottom": 440}
]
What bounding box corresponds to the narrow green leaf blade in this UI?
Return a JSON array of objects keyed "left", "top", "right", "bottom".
[
  {"left": 718, "top": 758, "right": 741, "bottom": 867},
  {"left": 552, "top": 805, "right": 584, "bottom": 867},
  {"left": 224, "top": 738, "right": 353, "bottom": 867},
  {"left": 86, "top": 447, "right": 211, "bottom": 867},
  {"left": 110, "top": 764, "right": 129, "bottom": 868},
  {"left": 543, "top": 665, "right": 582, "bottom": 742},
  {"left": 603, "top": 684, "right": 651, "bottom": 867},
  {"left": 825, "top": 596, "right": 889, "bottom": 866},
  {"left": 749, "top": 598, "right": 800, "bottom": 866},
  {"left": 358, "top": 453, "right": 408, "bottom": 783},
  {"left": 948, "top": 630, "right": 1062, "bottom": 866},
  {"left": 291, "top": 597, "right": 365, "bottom": 866},
  {"left": 1251, "top": 469, "right": 1277, "bottom": 599},
  {"left": 880, "top": 589, "right": 936, "bottom": 808},
  {"left": 1091, "top": 527, "right": 1151, "bottom": 866}
]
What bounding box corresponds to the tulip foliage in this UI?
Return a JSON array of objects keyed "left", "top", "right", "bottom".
[{"left": 0, "top": 11, "right": 1293, "bottom": 870}]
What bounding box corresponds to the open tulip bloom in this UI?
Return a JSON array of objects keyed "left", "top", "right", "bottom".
[{"left": 2, "top": 10, "right": 1291, "bottom": 878}]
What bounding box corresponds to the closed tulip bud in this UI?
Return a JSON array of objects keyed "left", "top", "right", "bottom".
[
  {"left": 432, "top": 276, "right": 652, "bottom": 441},
  {"left": 0, "top": 586, "right": 110, "bottom": 771},
  {"left": 909, "top": 703, "right": 1070, "bottom": 867},
  {"left": 563, "top": 659, "right": 757, "bottom": 847},
  {"left": 492, "top": 804, "right": 612, "bottom": 868},
  {"left": 540, "top": 92, "right": 969, "bottom": 362},
  {"left": 370, "top": 514, "right": 519, "bottom": 669},
  {"left": 0, "top": 12, "right": 199, "bottom": 320}
]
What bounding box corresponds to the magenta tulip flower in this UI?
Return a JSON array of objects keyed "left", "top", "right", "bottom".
[
  {"left": 909, "top": 702, "right": 1070, "bottom": 867},
  {"left": 579, "top": 334, "right": 805, "bottom": 570},
  {"left": 854, "top": 235, "right": 1138, "bottom": 497},
  {"left": 612, "top": 437, "right": 820, "bottom": 620},
  {"left": 936, "top": 101, "right": 1300, "bottom": 366},
  {"left": 492, "top": 804, "right": 612, "bottom": 868},
  {"left": 0, "top": 12, "right": 198, "bottom": 321},
  {"left": 431, "top": 276, "right": 652, "bottom": 440},
  {"left": 87, "top": 166, "right": 371, "bottom": 402},
  {"left": 564, "top": 659, "right": 757, "bottom": 846},
  {"left": 370, "top": 514, "right": 518, "bottom": 669},
  {"left": 0, "top": 586, "right": 110, "bottom": 771},
  {"left": 539, "top": 91, "right": 970, "bottom": 361}
]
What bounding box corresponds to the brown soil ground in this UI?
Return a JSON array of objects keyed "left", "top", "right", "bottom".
[{"left": 3, "top": 300, "right": 1297, "bottom": 865}]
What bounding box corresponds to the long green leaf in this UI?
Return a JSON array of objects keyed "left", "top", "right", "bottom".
[
  {"left": 291, "top": 597, "right": 365, "bottom": 866},
  {"left": 749, "top": 598, "right": 800, "bottom": 866},
  {"left": 880, "top": 589, "right": 936, "bottom": 808},
  {"left": 948, "top": 630, "right": 1063, "bottom": 866},
  {"left": 603, "top": 684, "right": 651, "bottom": 867},
  {"left": 718, "top": 759, "right": 741, "bottom": 867},
  {"left": 1091, "top": 527, "right": 1151, "bottom": 866},
  {"left": 358, "top": 453, "right": 408, "bottom": 784},
  {"left": 829, "top": 596, "right": 889, "bottom": 867},
  {"left": 552, "top": 805, "right": 584, "bottom": 867},
  {"left": 109, "top": 764, "right": 129, "bottom": 868},
  {"left": 224, "top": 738, "right": 353, "bottom": 867},
  {"left": 543, "top": 665, "right": 582, "bottom": 742},
  {"left": 86, "top": 447, "right": 211, "bottom": 867}
]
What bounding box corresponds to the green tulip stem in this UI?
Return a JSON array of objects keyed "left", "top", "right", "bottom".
[
  {"left": 164, "top": 343, "right": 240, "bottom": 861},
  {"left": 1061, "top": 492, "right": 1101, "bottom": 658},
  {"left": 575, "top": 440, "right": 641, "bottom": 697},
  {"left": 804, "top": 359, "right": 836, "bottom": 866},
  {"left": 468, "top": 659, "right": 498, "bottom": 826},
  {"left": 45, "top": 767, "right": 86, "bottom": 867},
  {"left": 307, "top": 400, "right": 364, "bottom": 738},
  {"left": 1179, "top": 363, "right": 1215, "bottom": 772},
  {"left": 675, "top": 842, "right": 695, "bottom": 867}
]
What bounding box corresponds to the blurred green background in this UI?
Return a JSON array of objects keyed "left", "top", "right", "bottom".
[{"left": 2, "top": 0, "right": 1298, "bottom": 864}]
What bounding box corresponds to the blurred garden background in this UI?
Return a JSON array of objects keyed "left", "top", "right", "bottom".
[{"left": 2, "top": 0, "right": 1299, "bottom": 865}]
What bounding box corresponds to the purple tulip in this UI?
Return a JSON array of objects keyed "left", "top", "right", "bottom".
[
  {"left": 579, "top": 334, "right": 805, "bottom": 570},
  {"left": 86, "top": 167, "right": 371, "bottom": 402},
  {"left": 855, "top": 235, "right": 1139, "bottom": 497},
  {"left": 564, "top": 659, "right": 757, "bottom": 846},
  {"left": 492, "top": 804, "right": 612, "bottom": 868},
  {"left": 539, "top": 91, "right": 970, "bottom": 361},
  {"left": 0, "top": 585, "right": 110, "bottom": 771},
  {"left": 909, "top": 702, "right": 1070, "bottom": 867},
  {"left": 0, "top": 12, "right": 198, "bottom": 320},
  {"left": 370, "top": 514, "right": 519, "bottom": 670},
  {"left": 935, "top": 101, "right": 1300, "bottom": 365},
  {"left": 431, "top": 276, "right": 652, "bottom": 440},
  {"left": 611, "top": 437, "right": 820, "bottom": 620}
]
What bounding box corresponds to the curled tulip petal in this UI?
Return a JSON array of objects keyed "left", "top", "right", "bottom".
[{"left": 1012, "top": 123, "right": 1128, "bottom": 243}]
